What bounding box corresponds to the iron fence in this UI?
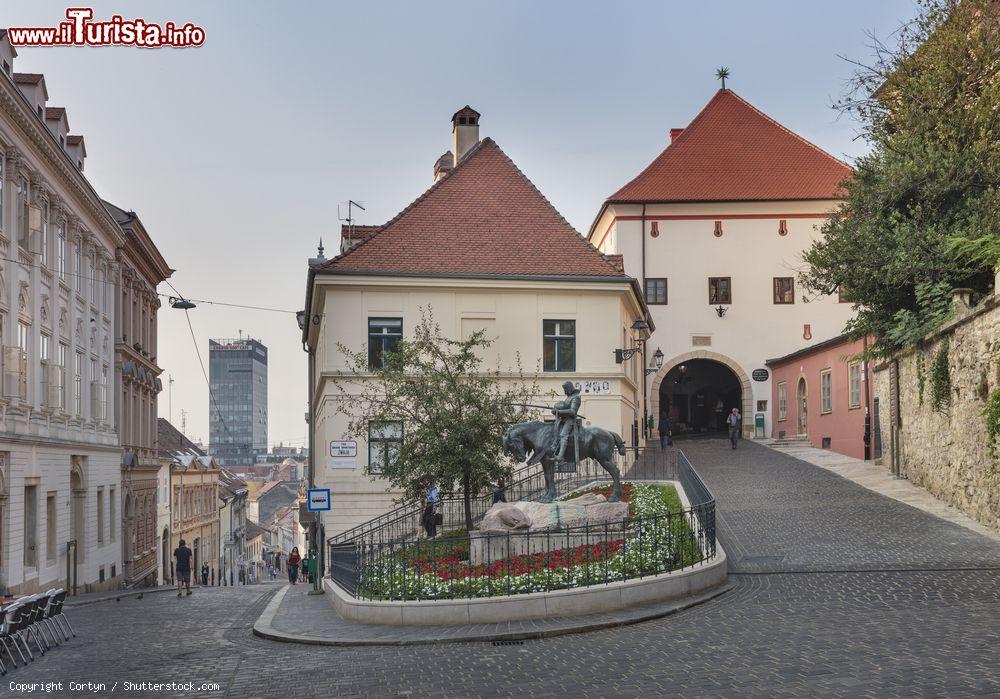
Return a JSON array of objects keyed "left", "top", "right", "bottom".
[{"left": 328, "top": 448, "right": 716, "bottom": 600}]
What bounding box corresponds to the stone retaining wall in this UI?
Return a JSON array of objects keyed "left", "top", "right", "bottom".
[{"left": 873, "top": 293, "right": 1000, "bottom": 530}]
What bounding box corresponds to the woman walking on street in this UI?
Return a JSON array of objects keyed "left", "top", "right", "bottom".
[{"left": 287, "top": 547, "right": 301, "bottom": 585}]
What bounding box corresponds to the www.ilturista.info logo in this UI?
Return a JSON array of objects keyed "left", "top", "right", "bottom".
[{"left": 7, "top": 8, "right": 205, "bottom": 48}]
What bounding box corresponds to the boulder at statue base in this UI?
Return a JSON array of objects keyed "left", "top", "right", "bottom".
[{"left": 480, "top": 503, "right": 531, "bottom": 532}]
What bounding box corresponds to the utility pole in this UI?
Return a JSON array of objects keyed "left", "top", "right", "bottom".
[{"left": 181, "top": 409, "right": 187, "bottom": 437}]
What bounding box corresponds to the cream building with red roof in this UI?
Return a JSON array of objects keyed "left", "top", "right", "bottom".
[
  {"left": 302, "top": 107, "right": 653, "bottom": 537},
  {"left": 589, "top": 89, "right": 854, "bottom": 441}
]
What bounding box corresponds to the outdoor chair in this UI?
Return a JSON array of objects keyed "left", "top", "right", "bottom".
[
  {"left": 46, "top": 589, "right": 74, "bottom": 639},
  {"left": 20, "top": 595, "right": 48, "bottom": 655},
  {"left": 30, "top": 592, "right": 60, "bottom": 648},
  {"left": 39, "top": 589, "right": 67, "bottom": 644},
  {"left": 2, "top": 604, "right": 33, "bottom": 665}
]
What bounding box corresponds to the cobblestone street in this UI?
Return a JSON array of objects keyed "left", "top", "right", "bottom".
[{"left": 11, "top": 440, "right": 1000, "bottom": 698}]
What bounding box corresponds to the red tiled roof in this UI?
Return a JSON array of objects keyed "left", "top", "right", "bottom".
[
  {"left": 321, "top": 138, "right": 625, "bottom": 279},
  {"left": 608, "top": 89, "right": 851, "bottom": 203}
]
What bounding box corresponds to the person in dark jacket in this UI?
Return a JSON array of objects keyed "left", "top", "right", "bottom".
[
  {"left": 492, "top": 477, "right": 506, "bottom": 504},
  {"left": 201, "top": 563, "right": 209, "bottom": 586},
  {"left": 174, "top": 539, "right": 193, "bottom": 597},
  {"left": 658, "top": 414, "right": 672, "bottom": 450},
  {"left": 727, "top": 408, "right": 742, "bottom": 449}
]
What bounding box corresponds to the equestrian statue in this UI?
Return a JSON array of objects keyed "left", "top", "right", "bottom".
[{"left": 502, "top": 381, "right": 627, "bottom": 502}]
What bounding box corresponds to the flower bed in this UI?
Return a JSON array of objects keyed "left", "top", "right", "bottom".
[{"left": 357, "top": 483, "right": 707, "bottom": 600}]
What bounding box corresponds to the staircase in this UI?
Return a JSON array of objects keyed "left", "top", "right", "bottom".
[{"left": 771, "top": 433, "right": 811, "bottom": 447}]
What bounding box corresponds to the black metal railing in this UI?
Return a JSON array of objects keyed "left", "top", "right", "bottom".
[{"left": 328, "top": 448, "right": 716, "bottom": 600}]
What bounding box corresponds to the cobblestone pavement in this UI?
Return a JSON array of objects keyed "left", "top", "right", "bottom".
[{"left": 9, "top": 440, "right": 1000, "bottom": 698}]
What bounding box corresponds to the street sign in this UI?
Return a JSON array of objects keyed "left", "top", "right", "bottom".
[
  {"left": 306, "top": 488, "right": 332, "bottom": 512},
  {"left": 752, "top": 369, "right": 769, "bottom": 382},
  {"left": 330, "top": 440, "right": 357, "bottom": 457}
]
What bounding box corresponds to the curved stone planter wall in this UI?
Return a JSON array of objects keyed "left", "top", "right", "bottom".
[{"left": 325, "top": 543, "right": 727, "bottom": 626}]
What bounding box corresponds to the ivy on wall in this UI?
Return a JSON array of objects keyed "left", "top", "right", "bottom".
[{"left": 930, "top": 340, "right": 951, "bottom": 413}]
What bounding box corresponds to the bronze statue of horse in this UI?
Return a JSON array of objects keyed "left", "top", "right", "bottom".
[{"left": 502, "top": 420, "right": 627, "bottom": 502}]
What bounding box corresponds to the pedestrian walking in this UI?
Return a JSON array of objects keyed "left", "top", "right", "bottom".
[
  {"left": 200, "top": 563, "right": 209, "bottom": 586},
  {"left": 727, "top": 408, "right": 741, "bottom": 449},
  {"left": 492, "top": 477, "right": 506, "bottom": 504},
  {"left": 174, "top": 539, "right": 193, "bottom": 597},
  {"left": 301, "top": 553, "right": 311, "bottom": 584},
  {"left": 422, "top": 483, "right": 440, "bottom": 538},
  {"left": 287, "top": 547, "right": 301, "bottom": 585},
  {"left": 658, "top": 413, "right": 673, "bottom": 450}
]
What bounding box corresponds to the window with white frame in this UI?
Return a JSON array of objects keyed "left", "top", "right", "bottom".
[
  {"left": 57, "top": 343, "right": 67, "bottom": 410},
  {"left": 16, "top": 176, "right": 29, "bottom": 250},
  {"left": 74, "top": 241, "right": 82, "bottom": 292},
  {"left": 777, "top": 382, "right": 787, "bottom": 421},
  {"left": 74, "top": 351, "right": 83, "bottom": 416},
  {"left": 57, "top": 221, "right": 67, "bottom": 279},
  {"left": 820, "top": 369, "right": 832, "bottom": 414},
  {"left": 849, "top": 362, "right": 862, "bottom": 409},
  {"left": 41, "top": 201, "right": 50, "bottom": 267}
]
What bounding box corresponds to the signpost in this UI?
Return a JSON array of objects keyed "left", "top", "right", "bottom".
[
  {"left": 329, "top": 440, "right": 357, "bottom": 469},
  {"left": 307, "top": 488, "right": 332, "bottom": 512}
]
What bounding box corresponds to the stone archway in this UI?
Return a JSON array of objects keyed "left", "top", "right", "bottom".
[{"left": 650, "top": 350, "right": 754, "bottom": 438}]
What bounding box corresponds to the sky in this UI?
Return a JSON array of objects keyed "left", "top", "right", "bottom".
[{"left": 4, "top": 0, "right": 916, "bottom": 450}]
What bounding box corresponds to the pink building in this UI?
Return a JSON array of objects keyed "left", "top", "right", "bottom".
[{"left": 766, "top": 334, "right": 874, "bottom": 460}]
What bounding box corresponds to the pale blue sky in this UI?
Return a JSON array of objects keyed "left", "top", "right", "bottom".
[{"left": 4, "top": 0, "right": 915, "bottom": 449}]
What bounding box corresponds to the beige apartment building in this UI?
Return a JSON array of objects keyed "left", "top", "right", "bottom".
[
  {"left": 0, "top": 31, "right": 123, "bottom": 594},
  {"left": 105, "top": 201, "right": 172, "bottom": 587},
  {"left": 302, "top": 108, "right": 652, "bottom": 537}
]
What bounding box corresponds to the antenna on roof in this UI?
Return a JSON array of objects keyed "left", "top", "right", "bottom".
[
  {"left": 338, "top": 200, "right": 367, "bottom": 250},
  {"left": 715, "top": 66, "right": 730, "bottom": 90},
  {"left": 181, "top": 408, "right": 188, "bottom": 437}
]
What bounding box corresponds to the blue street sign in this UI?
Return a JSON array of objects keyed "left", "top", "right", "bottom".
[{"left": 306, "top": 488, "right": 332, "bottom": 512}]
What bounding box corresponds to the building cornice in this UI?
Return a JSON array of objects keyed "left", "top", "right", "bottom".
[{"left": 0, "top": 76, "right": 124, "bottom": 247}]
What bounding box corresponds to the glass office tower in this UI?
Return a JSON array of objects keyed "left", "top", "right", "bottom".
[{"left": 208, "top": 338, "right": 268, "bottom": 466}]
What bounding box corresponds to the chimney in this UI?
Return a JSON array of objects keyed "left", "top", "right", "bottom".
[
  {"left": 451, "top": 106, "right": 480, "bottom": 163},
  {"left": 433, "top": 150, "right": 454, "bottom": 182},
  {"left": 670, "top": 128, "right": 684, "bottom": 144}
]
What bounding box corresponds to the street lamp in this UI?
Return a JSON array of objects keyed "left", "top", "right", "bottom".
[
  {"left": 646, "top": 347, "right": 664, "bottom": 376},
  {"left": 169, "top": 296, "right": 196, "bottom": 310}
]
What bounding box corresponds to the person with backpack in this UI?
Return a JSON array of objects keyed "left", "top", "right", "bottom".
[
  {"left": 174, "top": 539, "right": 193, "bottom": 597},
  {"left": 727, "top": 408, "right": 742, "bottom": 449}
]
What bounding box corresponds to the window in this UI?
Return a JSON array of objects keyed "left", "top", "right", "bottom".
[
  {"left": 75, "top": 241, "right": 82, "bottom": 291},
  {"left": 543, "top": 319, "right": 576, "bottom": 372},
  {"left": 74, "top": 351, "right": 83, "bottom": 416},
  {"left": 367, "top": 318, "right": 402, "bottom": 369},
  {"left": 57, "top": 343, "right": 67, "bottom": 410},
  {"left": 40, "top": 333, "right": 50, "bottom": 363},
  {"left": 777, "top": 382, "right": 787, "bottom": 421},
  {"left": 16, "top": 176, "right": 28, "bottom": 250},
  {"left": 645, "top": 278, "right": 668, "bottom": 305},
  {"left": 773, "top": 277, "right": 794, "bottom": 304},
  {"left": 368, "top": 421, "right": 402, "bottom": 475},
  {"left": 17, "top": 321, "right": 29, "bottom": 352},
  {"left": 820, "top": 369, "right": 832, "bottom": 414},
  {"left": 41, "top": 201, "right": 50, "bottom": 267},
  {"left": 90, "top": 251, "right": 97, "bottom": 304},
  {"left": 46, "top": 493, "right": 57, "bottom": 562},
  {"left": 100, "top": 263, "right": 108, "bottom": 312},
  {"left": 109, "top": 486, "right": 116, "bottom": 543},
  {"left": 57, "top": 221, "right": 67, "bottom": 279},
  {"left": 97, "top": 488, "right": 105, "bottom": 544},
  {"left": 708, "top": 277, "right": 731, "bottom": 304},
  {"left": 849, "top": 362, "right": 862, "bottom": 409}
]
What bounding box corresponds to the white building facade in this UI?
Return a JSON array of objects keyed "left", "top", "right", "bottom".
[
  {"left": 0, "top": 32, "right": 123, "bottom": 594},
  {"left": 589, "top": 89, "right": 854, "bottom": 441}
]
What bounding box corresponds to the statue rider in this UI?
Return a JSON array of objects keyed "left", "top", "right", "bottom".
[{"left": 552, "top": 380, "right": 582, "bottom": 467}]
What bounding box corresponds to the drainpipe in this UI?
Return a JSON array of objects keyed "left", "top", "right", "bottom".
[
  {"left": 862, "top": 335, "right": 872, "bottom": 460},
  {"left": 640, "top": 204, "right": 648, "bottom": 442},
  {"left": 304, "top": 339, "right": 321, "bottom": 594}
]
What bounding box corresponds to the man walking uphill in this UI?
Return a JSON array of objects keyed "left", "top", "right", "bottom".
[
  {"left": 174, "top": 539, "right": 193, "bottom": 597},
  {"left": 727, "top": 408, "right": 741, "bottom": 449}
]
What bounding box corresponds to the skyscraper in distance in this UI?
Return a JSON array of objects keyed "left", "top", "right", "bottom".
[{"left": 209, "top": 337, "right": 268, "bottom": 466}]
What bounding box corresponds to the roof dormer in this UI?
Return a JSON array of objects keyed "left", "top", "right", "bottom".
[
  {"left": 0, "top": 30, "right": 16, "bottom": 76},
  {"left": 13, "top": 73, "right": 48, "bottom": 119},
  {"left": 45, "top": 106, "right": 70, "bottom": 146},
  {"left": 66, "top": 135, "right": 86, "bottom": 171}
]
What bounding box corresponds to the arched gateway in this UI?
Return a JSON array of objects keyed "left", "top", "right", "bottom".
[{"left": 650, "top": 351, "right": 753, "bottom": 438}]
